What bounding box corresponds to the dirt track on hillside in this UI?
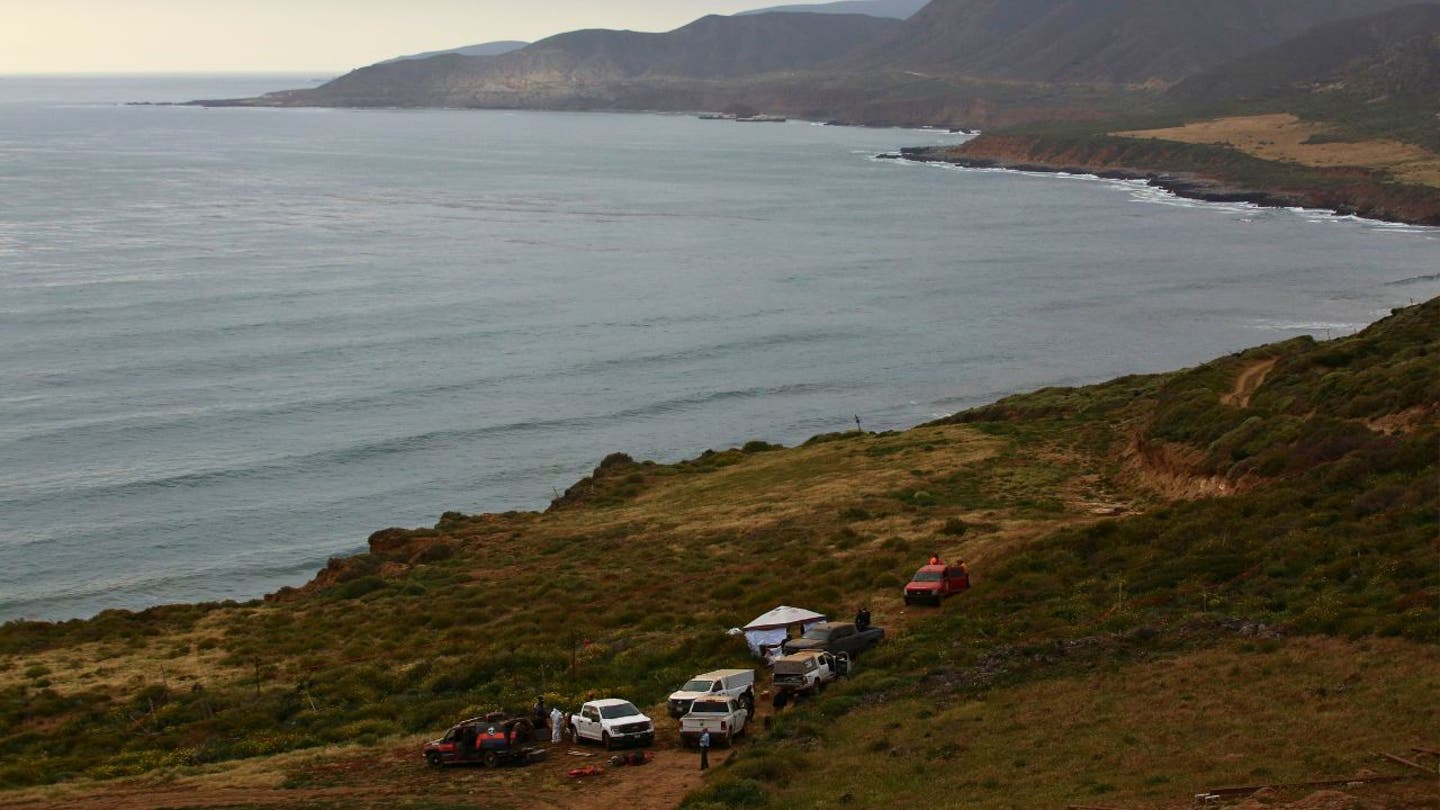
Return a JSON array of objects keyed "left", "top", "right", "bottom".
[{"left": 1221, "top": 358, "right": 1278, "bottom": 409}]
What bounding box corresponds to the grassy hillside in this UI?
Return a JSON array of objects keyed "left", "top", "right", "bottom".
[
  {"left": 850, "top": 0, "right": 1420, "bottom": 83},
  {"left": 0, "top": 301, "right": 1435, "bottom": 809},
  {"left": 1166, "top": 3, "right": 1440, "bottom": 151}
]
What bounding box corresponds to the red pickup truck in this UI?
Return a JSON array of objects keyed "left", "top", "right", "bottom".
[
  {"left": 903, "top": 564, "right": 969, "bottom": 605},
  {"left": 423, "top": 714, "right": 546, "bottom": 768}
]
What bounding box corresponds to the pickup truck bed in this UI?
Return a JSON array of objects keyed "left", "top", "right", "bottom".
[{"left": 678, "top": 697, "right": 748, "bottom": 746}]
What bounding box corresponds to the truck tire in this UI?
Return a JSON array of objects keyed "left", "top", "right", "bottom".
[
  {"left": 568, "top": 723, "right": 579, "bottom": 743},
  {"left": 483, "top": 750, "right": 500, "bottom": 768},
  {"left": 425, "top": 751, "right": 443, "bottom": 769},
  {"left": 602, "top": 731, "right": 613, "bottom": 750},
  {"left": 722, "top": 731, "right": 731, "bottom": 746}
]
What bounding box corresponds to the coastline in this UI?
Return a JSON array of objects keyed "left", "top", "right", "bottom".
[
  {"left": 885, "top": 134, "right": 1440, "bottom": 227},
  {"left": 187, "top": 88, "right": 1440, "bottom": 228}
]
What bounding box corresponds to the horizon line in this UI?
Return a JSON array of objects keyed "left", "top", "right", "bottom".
[{"left": 0, "top": 70, "right": 345, "bottom": 78}]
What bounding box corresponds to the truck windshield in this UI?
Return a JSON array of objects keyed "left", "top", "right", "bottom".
[
  {"left": 690, "top": 700, "right": 728, "bottom": 713},
  {"left": 912, "top": 571, "right": 943, "bottom": 582},
  {"left": 598, "top": 702, "right": 641, "bottom": 719},
  {"left": 680, "top": 679, "right": 715, "bottom": 692},
  {"left": 801, "top": 627, "right": 832, "bottom": 640}
]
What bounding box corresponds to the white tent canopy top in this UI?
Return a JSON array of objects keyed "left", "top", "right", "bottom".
[
  {"left": 741, "top": 605, "right": 827, "bottom": 658},
  {"left": 743, "top": 605, "right": 826, "bottom": 630}
]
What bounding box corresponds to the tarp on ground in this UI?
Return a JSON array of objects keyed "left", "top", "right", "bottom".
[{"left": 741, "top": 605, "right": 826, "bottom": 658}]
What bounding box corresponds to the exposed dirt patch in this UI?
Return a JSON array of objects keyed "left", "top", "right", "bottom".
[
  {"left": 1366, "top": 404, "right": 1437, "bottom": 435},
  {"left": 1116, "top": 114, "right": 1440, "bottom": 187},
  {"left": 1221, "top": 358, "right": 1278, "bottom": 409},
  {"left": 1121, "top": 434, "right": 1234, "bottom": 500}
]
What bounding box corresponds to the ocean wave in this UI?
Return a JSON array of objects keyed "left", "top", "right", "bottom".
[
  {"left": 1385, "top": 272, "right": 1440, "bottom": 287},
  {"left": 0, "top": 379, "right": 849, "bottom": 508},
  {"left": 0, "top": 325, "right": 860, "bottom": 448},
  {"left": 0, "top": 551, "right": 348, "bottom": 621},
  {"left": 1248, "top": 319, "right": 1363, "bottom": 334}
]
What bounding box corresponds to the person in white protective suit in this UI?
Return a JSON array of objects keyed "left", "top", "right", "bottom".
[{"left": 550, "top": 707, "right": 564, "bottom": 743}]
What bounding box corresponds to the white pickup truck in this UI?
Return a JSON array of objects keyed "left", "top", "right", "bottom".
[
  {"left": 771, "top": 650, "right": 850, "bottom": 708},
  {"left": 568, "top": 699, "right": 655, "bottom": 749},
  {"left": 678, "top": 696, "right": 749, "bottom": 747}
]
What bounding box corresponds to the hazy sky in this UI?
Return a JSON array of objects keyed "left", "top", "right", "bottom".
[{"left": 3, "top": 0, "right": 804, "bottom": 74}]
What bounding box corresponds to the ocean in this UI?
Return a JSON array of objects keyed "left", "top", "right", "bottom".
[{"left": 2, "top": 75, "right": 1436, "bottom": 622}]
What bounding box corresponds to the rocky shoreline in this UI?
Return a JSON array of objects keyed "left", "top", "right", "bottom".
[
  {"left": 882, "top": 146, "right": 1301, "bottom": 209},
  {"left": 884, "top": 136, "right": 1440, "bottom": 227}
]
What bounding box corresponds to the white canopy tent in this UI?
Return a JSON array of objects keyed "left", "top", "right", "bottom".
[{"left": 741, "top": 605, "right": 827, "bottom": 659}]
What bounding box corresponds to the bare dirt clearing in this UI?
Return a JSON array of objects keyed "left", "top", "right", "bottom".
[{"left": 0, "top": 735, "right": 707, "bottom": 809}]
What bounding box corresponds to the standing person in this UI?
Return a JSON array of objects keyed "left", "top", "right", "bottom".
[
  {"left": 550, "top": 706, "right": 564, "bottom": 743},
  {"left": 533, "top": 696, "right": 547, "bottom": 729},
  {"left": 698, "top": 729, "right": 711, "bottom": 771},
  {"left": 855, "top": 605, "right": 871, "bottom": 631},
  {"left": 928, "top": 552, "right": 941, "bottom": 565}
]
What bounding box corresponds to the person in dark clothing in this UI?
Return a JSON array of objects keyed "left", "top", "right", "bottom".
[
  {"left": 462, "top": 726, "right": 477, "bottom": 755},
  {"left": 699, "top": 730, "right": 711, "bottom": 770},
  {"left": 855, "top": 605, "right": 871, "bottom": 631},
  {"left": 533, "top": 696, "right": 547, "bottom": 730}
]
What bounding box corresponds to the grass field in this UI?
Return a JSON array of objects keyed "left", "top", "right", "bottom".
[{"left": 1116, "top": 114, "right": 1440, "bottom": 187}]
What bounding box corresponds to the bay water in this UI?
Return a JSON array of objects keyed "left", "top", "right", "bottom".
[{"left": 2, "top": 75, "right": 1436, "bottom": 622}]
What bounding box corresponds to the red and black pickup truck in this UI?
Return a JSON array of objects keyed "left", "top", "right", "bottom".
[
  {"left": 903, "top": 564, "right": 970, "bottom": 605},
  {"left": 423, "top": 714, "right": 547, "bottom": 768}
]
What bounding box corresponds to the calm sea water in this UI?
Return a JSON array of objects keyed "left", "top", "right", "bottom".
[{"left": 2, "top": 75, "right": 1437, "bottom": 622}]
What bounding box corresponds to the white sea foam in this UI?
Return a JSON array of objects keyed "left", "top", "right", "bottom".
[
  {"left": 1249, "top": 320, "right": 1364, "bottom": 334},
  {"left": 905, "top": 158, "right": 1439, "bottom": 232}
]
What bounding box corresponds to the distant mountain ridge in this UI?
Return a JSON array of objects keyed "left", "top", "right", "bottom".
[
  {"left": 204, "top": 0, "right": 1437, "bottom": 133},
  {"left": 380, "top": 41, "right": 528, "bottom": 64},
  {"left": 376, "top": 0, "right": 922, "bottom": 67},
  {"left": 737, "top": 0, "right": 928, "bottom": 19},
  {"left": 269, "top": 12, "right": 901, "bottom": 109}
]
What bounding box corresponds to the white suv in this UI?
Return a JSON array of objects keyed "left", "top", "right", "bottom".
[{"left": 568, "top": 699, "right": 654, "bottom": 749}]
